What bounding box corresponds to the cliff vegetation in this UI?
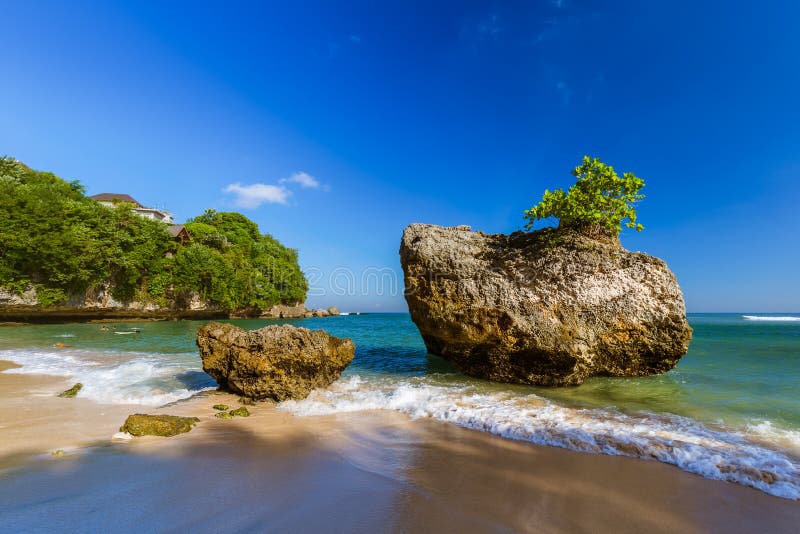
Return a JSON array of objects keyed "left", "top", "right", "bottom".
[{"left": 0, "top": 157, "right": 307, "bottom": 311}]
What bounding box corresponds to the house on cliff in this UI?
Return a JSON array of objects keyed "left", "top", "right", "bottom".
[
  {"left": 167, "top": 224, "right": 191, "bottom": 244},
  {"left": 90, "top": 193, "right": 174, "bottom": 223}
]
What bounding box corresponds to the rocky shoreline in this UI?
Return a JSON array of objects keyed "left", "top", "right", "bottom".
[
  {"left": 0, "top": 305, "right": 227, "bottom": 324},
  {"left": 0, "top": 285, "right": 341, "bottom": 324},
  {"left": 0, "top": 303, "right": 342, "bottom": 324}
]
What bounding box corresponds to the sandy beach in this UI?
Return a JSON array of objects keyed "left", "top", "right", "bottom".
[{"left": 1, "top": 361, "right": 798, "bottom": 533}]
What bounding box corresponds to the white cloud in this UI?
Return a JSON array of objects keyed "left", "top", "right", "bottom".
[
  {"left": 280, "top": 171, "right": 320, "bottom": 189},
  {"left": 223, "top": 182, "right": 291, "bottom": 209},
  {"left": 223, "top": 172, "right": 324, "bottom": 209}
]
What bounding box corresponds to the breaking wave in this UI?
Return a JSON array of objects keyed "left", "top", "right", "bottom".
[
  {"left": 280, "top": 375, "right": 800, "bottom": 499},
  {"left": 0, "top": 348, "right": 216, "bottom": 406},
  {"left": 742, "top": 315, "right": 800, "bottom": 322}
]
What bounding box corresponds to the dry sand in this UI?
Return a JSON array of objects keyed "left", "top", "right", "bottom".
[{"left": 1, "top": 361, "right": 798, "bottom": 533}]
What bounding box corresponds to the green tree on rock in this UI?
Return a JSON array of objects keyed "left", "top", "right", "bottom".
[{"left": 524, "top": 156, "right": 645, "bottom": 238}]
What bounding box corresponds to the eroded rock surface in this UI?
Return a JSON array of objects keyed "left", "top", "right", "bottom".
[
  {"left": 400, "top": 224, "right": 692, "bottom": 386},
  {"left": 120, "top": 414, "right": 200, "bottom": 437},
  {"left": 197, "top": 322, "right": 355, "bottom": 401}
]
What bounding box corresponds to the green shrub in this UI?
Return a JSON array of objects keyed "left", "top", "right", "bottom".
[
  {"left": 34, "top": 286, "right": 67, "bottom": 306},
  {"left": 524, "top": 156, "right": 645, "bottom": 237}
]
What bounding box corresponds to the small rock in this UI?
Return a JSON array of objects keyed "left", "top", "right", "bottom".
[
  {"left": 119, "top": 414, "right": 200, "bottom": 437},
  {"left": 58, "top": 383, "right": 83, "bottom": 398},
  {"left": 327, "top": 306, "right": 340, "bottom": 316},
  {"left": 212, "top": 404, "right": 229, "bottom": 411},
  {"left": 51, "top": 449, "right": 65, "bottom": 457},
  {"left": 260, "top": 303, "right": 308, "bottom": 318},
  {"left": 229, "top": 407, "right": 250, "bottom": 417},
  {"left": 215, "top": 412, "right": 233, "bottom": 419},
  {"left": 197, "top": 322, "right": 355, "bottom": 401}
]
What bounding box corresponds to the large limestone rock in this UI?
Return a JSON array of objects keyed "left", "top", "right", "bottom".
[
  {"left": 196, "top": 322, "right": 355, "bottom": 400},
  {"left": 400, "top": 224, "right": 692, "bottom": 386}
]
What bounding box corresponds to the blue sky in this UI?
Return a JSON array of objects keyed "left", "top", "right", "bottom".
[{"left": 1, "top": 1, "right": 798, "bottom": 312}]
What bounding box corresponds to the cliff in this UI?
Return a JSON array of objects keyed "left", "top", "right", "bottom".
[{"left": 0, "top": 156, "right": 310, "bottom": 322}]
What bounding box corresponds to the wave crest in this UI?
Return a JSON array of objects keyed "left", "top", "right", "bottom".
[{"left": 743, "top": 315, "right": 800, "bottom": 322}]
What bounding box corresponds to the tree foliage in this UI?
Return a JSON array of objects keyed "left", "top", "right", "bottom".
[
  {"left": 0, "top": 157, "right": 307, "bottom": 310},
  {"left": 524, "top": 156, "right": 645, "bottom": 237},
  {"left": 177, "top": 210, "right": 308, "bottom": 309}
]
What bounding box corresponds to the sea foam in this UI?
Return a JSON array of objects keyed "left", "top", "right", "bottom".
[
  {"left": 0, "top": 348, "right": 215, "bottom": 406},
  {"left": 280, "top": 375, "right": 800, "bottom": 499}
]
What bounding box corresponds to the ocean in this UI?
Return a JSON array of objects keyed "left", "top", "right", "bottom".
[{"left": 1, "top": 313, "right": 798, "bottom": 498}]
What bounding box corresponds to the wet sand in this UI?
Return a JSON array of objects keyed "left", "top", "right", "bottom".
[
  {"left": 0, "top": 360, "right": 140, "bottom": 469},
  {"left": 1, "top": 362, "right": 798, "bottom": 533}
]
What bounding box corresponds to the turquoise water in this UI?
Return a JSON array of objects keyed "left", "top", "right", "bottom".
[
  {"left": 1, "top": 313, "right": 799, "bottom": 497},
  {"left": 536, "top": 314, "right": 800, "bottom": 431}
]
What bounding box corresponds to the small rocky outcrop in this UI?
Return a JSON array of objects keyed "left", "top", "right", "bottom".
[
  {"left": 58, "top": 383, "right": 83, "bottom": 398},
  {"left": 260, "top": 303, "right": 308, "bottom": 318},
  {"left": 120, "top": 414, "right": 200, "bottom": 437},
  {"left": 0, "top": 286, "right": 38, "bottom": 306},
  {"left": 400, "top": 224, "right": 692, "bottom": 386},
  {"left": 196, "top": 322, "right": 355, "bottom": 401},
  {"left": 258, "top": 303, "right": 341, "bottom": 319}
]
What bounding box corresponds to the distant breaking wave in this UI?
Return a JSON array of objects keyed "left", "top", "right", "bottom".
[
  {"left": 743, "top": 315, "right": 800, "bottom": 322},
  {"left": 280, "top": 375, "right": 800, "bottom": 500}
]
